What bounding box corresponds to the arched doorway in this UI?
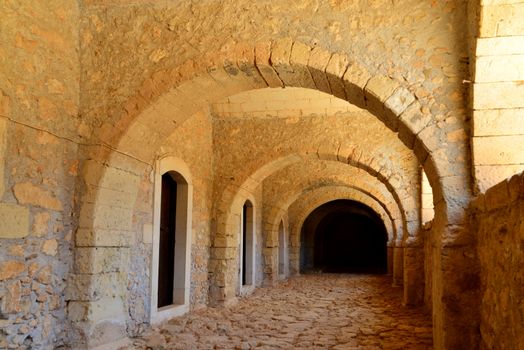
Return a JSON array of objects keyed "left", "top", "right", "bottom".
[{"left": 300, "top": 200, "right": 388, "bottom": 274}]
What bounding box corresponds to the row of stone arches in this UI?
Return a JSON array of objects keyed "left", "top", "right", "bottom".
[{"left": 72, "top": 39, "right": 472, "bottom": 349}]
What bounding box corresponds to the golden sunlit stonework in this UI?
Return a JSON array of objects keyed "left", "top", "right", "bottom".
[{"left": 0, "top": 1, "right": 522, "bottom": 349}]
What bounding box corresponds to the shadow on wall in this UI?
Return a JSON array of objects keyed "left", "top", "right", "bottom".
[{"left": 300, "top": 200, "right": 388, "bottom": 274}]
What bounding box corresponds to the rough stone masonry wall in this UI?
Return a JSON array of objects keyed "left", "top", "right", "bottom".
[
  {"left": 126, "top": 110, "right": 215, "bottom": 329},
  {"left": 0, "top": 1, "right": 80, "bottom": 348},
  {"left": 470, "top": 172, "right": 524, "bottom": 350},
  {"left": 78, "top": 1, "right": 474, "bottom": 348},
  {"left": 67, "top": 108, "right": 214, "bottom": 347}
]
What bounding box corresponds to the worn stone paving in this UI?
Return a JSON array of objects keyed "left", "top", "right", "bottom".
[{"left": 129, "top": 275, "right": 432, "bottom": 350}]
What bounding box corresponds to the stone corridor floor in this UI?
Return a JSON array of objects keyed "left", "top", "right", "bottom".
[{"left": 129, "top": 275, "right": 433, "bottom": 350}]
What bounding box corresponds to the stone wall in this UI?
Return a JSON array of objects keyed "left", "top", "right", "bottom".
[
  {"left": 0, "top": 1, "right": 80, "bottom": 348},
  {"left": 471, "top": 0, "right": 524, "bottom": 192},
  {"left": 470, "top": 172, "right": 524, "bottom": 349},
  {"left": 68, "top": 109, "right": 215, "bottom": 347},
  {"left": 0, "top": 0, "right": 483, "bottom": 348}
]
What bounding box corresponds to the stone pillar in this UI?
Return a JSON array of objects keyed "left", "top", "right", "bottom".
[
  {"left": 67, "top": 150, "right": 145, "bottom": 348},
  {"left": 288, "top": 242, "right": 300, "bottom": 276},
  {"left": 209, "top": 241, "right": 238, "bottom": 305},
  {"left": 387, "top": 245, "right": 394, "bottom": 275},
  {"left": 262, "top": 246, "right": 278, "bottom": 286},
  {"left": 392, "top": 243, "right": 404, "bottom": 286},
  {"left": 402, "top": 241, "right": 425, "bottom": 307},
  {"left": 431, "top": 200, "right": 480, "bottom": 350}
]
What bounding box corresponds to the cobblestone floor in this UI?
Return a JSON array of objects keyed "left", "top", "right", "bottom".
[{"left": 129, "top": 274, "right": 433, "bottom": 350}]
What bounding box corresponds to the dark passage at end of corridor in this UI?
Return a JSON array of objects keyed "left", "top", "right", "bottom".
[{"left": 300, "top": 199, "right": 388, "bottom": 274}]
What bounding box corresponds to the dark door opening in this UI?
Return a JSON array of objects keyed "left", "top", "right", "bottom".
[
  {"left": 158, "top": 173, "right": 177, "bottom": 308},
  {"left": 300, "top": 200, "right": 388, "bottom": 274},
  {"left": 242, "top": 202, "right": 247, "bottom": 285}
]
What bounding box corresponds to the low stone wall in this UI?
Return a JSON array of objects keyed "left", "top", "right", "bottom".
[{"left": 470, "top": 172, "right": 524, "bottom": 349}]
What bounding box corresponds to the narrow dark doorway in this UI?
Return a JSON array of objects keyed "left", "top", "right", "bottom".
[
  {"left": 242, "top": 202, "right": 248, "bottom": 285},
  {"left": 158, "top": 173, "right": 177, "bottom": 308},
  {"left": 300, "top": 200, "right": 388, "bottom": 274}
]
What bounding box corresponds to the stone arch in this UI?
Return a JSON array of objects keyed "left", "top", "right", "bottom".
[
  {"left": 287, "top": 186, "right": 396, "bottom": 274},
  {"left": 267, "top": 184, "right": 397, "bottom": 248},
  {"left": 76, "top": 38, "right": 470, "bottom": 346},
  {"left": 88, "top": 39, "right": 464, "bottom": 213},
  {"left": 213, "top": 154, "right": 409, "bottom": 293},
  {"left": 259, "top": 159, "right": 405, "bottom": 246}
]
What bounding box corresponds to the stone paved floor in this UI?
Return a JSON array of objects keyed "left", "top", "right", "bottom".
[{"left": 129, "top": 275, "right": 433, "bottom": 350}]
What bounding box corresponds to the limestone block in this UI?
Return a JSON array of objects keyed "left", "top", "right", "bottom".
[
  {"left": 364, "top": 75, "right": 400, "bottom": 119},
  {"left": 475, "top": 164, "right": 524, "bottom": 192},
  {"left": 270, "top": 38, "right": 296, "bottom": 87},
  {"left": 79, "top": 203, "right": 133, "bottom": 231},
  {"left": 0, "top": 118, "right": 6, "bottom": 198},
  {"left": 480, "top": 4, "right": 524, "bottom": 37},
  {"left": 307, "top": 46, "right": 332, "bottom": 94},
  {"left": 212, "top": 247, "right": 236, "bottom": 260},
  {"left": 13, "top": 182, "right": 63, "bottom": 211},
  {"left": 0, "top": 203, "right": 29, "bottom": 238},
  {"left": 32, "top": 211, "right": 50, "bottom": 237},
  {"left": 474, "top": 81, "right": 524, "bottom": 110},
  {"left": 476, "top": 36, "right": 524, "bottom": 56},
  {"left": 3, "top": 280, "right": 22, "bottom": 313},
  {"left": 255, "top": 41, "right": 283, "bottom": 88},
  {"left": 83, "top": 185, "right": 137, "bottom": 209},
  {"left": 232, "top": 43, "right": 267, "bottom": 89},
  {"left": 68, "top": 297, "right": 125, "bottom": 323},
  {"left": 74, "top": 247, "right": 128, "bottom": 274},
  {"left": 75, "top": 228, "right": 132, "bottom": 247},
  {"left": 472, "top": 135, "right": 524, "bottom": 165},
  {"left": 342, "top": 62, "right": 370, "bottom": 108},
  {"left": 384, "top": 87, "right": 416, "bottom": 132},
  {"left": 42, "top": 239, "right": 58, "bottom": 256},
  {"left": 66, "top": 272, "right": 124, "bottom": 301},
  {"left": 325, "top": 53, "right": 349, "bottom": 100},
  {"left": 475, "top": 55, "right": 524, "bottom": 82},
  {"left": 213, "top": 235, "right": 236, "bottom": 248},
  {"left": 0, "top": 260, "right": 25, "bottom": 281},
  {"left": 472, "top": 108, "right": 524, "bottom": 136},
  {"left": 397, "top": 101, "right": 430, "bottom": 149},
  {"left": 289, "top": 41, "right": 316, "bottom": 89}
]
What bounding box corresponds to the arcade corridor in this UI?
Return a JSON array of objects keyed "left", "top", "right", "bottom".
[{"left": 131, "top": 275, "right": 432, "bottom": 349}]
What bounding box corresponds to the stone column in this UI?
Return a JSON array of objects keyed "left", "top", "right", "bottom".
[
  {"left": 392, "top": 242, "right": 404, "bottom": 286},
  {"left": 387, "top": 244, "right": 394, "bottom": 275},
  {"left": 262, "top": 246, "right": 278, "bottom": 286},
  {"left": 402, "top": 236, "right": 425, "bottom": 307},
  {"left": 68, "top": 150, "right": 145, "bottom": 348}
]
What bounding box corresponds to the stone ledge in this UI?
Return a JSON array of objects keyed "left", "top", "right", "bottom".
[{"left": 470, "top": 171, "right": 524, "bottom": 212}]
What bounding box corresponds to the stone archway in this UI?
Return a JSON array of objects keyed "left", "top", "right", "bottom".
[{"left": 74, "top": 39, "right": 472, "bottom": 348}]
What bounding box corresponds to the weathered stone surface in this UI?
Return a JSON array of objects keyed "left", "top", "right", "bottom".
[
  {"left": 42, "top": 239, "right": 58, "bottom": 256},
  {"left": 473, "top": 108, "right": 524, "bottom": 137},
  {"left": 0, "top": 118, "right": 6, "bottom": 198},
  {"left": 473, "top": 82, "right": 524, "bottom": 109},
  {"left": 132, "top": 275, "right": 432, "bottom": 350},
  {"left": 0, "top": 203, "right": 30, "bottom": 238},
  {"left": 475, "top": 55, "right": 524, "bottom": 83},
  {"left": 476, "top": 35, "right": 524, "bottom": 56},
  {"left": 472, "top": 135, "right": 524, "bottom": 165},
  {"left": 1, "top": 0, "right": 514, "bottom": 348},
  {"left": 0, "top": 261, "right": 25, "bottom": 281},
  {"left": 480, "top": 3, "right": 524, "bottom": 37},
  {"left": 13, "top": 182, "right": 63, "bottom": 211},
  {"left": 472, "top": 172, "right": 524, "bottom": 350}
]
